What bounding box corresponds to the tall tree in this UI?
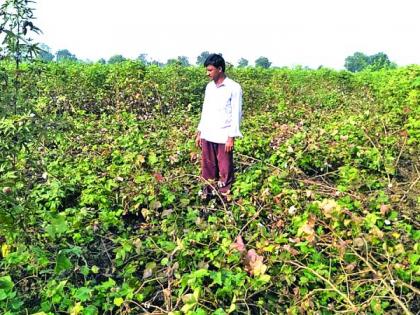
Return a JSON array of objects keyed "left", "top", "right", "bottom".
[
  {"left": 107, "top": 54, "right": 126, "bottom": 64},
  {"left": 166, "top": 58, "right": 178, "bottom": 65},
  {"left": 196, "top": 51, "right": 210, "bottom": 65},
  {"left": 137, "top": 53, "right": 149, "bottom": 65},
  {"left": 237, "top": 58, "right": 249, "bottom": 68},
  {"left": 368, "top": 52, "right": 395, "bottom": 70},
  {"left": 0, "top": 0, "right": 41, "bottom": 113},
  {"left": 344, "top": 52, "right": 369, "bottom": 72},
  {"left": 150, "top": 60, "right": 164, "bottom": 67},
  {"left": 177, "top": 55, "right": 189, "bottom": 66},
  {"left": 0, "top": 0, "right": 41, "bottom": 61},
  {"left": 344, "top": 52, "right": 395, "bottom": 72},
  {"left": 38, "top": 43, "right": 54, "bottom": 61},
  {"left": 255, "top": 56, "right": 271, "bottom": 68},
  {"left": 166, "top": 56, "right": 189, "bottom": 66},
  {"left": 56, "top": 49, "right": 77, "bottom": 62}
]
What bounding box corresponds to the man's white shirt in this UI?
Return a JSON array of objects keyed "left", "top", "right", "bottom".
[{"left": 198, "top": 77, "right": 243, "bottom": 144}]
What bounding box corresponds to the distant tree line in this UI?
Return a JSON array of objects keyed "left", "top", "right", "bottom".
[
  {"left": 30, "top": 46, "right": 279, "bottom": 69},
  {"left": 32, "top": 46, "right": 398, "bottom": 72},
  {"left": 344, "top": 52, "right": 396, "bottom": 72},
  {"left": 5, "top": 41, "right": 398, "bottom": 72}
]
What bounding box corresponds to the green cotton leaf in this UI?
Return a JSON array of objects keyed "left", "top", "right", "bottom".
[
  {"left": 148, "top": 152, "right": 158, "bottom": 165},
  {"left": 0, "top": 276, "right": 14, "bottom": 301},
  {"left": 191, "top": 269, "right": 210, "bottom": 279},
  {"left": 64, "top": 246, "right": 83, "bottom": 256},
  {"left": 52, "top": 216, "right": 68, "bottom": 235},
  {"left": 74, "top": 287, "right": 92, "bottom": 302},
  {"left": 213, "top": 308, "right": 227, "bottom": 315},
  {"left": 114, "top": 297, "right": 124, "bottom": 306},
  {"left": 409, "top": 253, "right": 419, "bottom": 265},
  {"left": 370, "top": 298, "right": 384, "bottom": 315},
  {"left": 0, "top": 276, "right": 14, "bottom": 291},
  {"left": 258, "top": 274, "right": 271, "bottom": 283},
  {"left": 181, "top": 301, "right": 196, "bottom": 314},
  {"left": 364, "top": 213, "right": 378, "bottom": 228},
  {"left": 54, "top": 251, "right": 72, "bottom": 274},
  {"left": 0, "top": 290, "right": 8, "bottom": 301},
  {"left": 80, "top": 266, "right": 90, "bottom": 276},
  {"left": 191, "top": 308, "right": 207, "bottom": 315},
  {"left": 83, "top": 305, "right": 98, "bottom": 315},
  {"left": 210, "top": 271, "right": 223, "bottom": 286},
  {"left": 413, "top": 230, "right": 420, "bottom": 242},
  {"left": 181, "top": 289, "right": 201, "bottom": 313},
  {"left": 96, "top": 278, "right": 116, "bottom": 291},
  {"left": 46, "top": 214, "right": 68, "bottom": 238}
]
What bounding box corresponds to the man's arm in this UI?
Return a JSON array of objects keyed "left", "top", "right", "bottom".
[
  {"left": 196, "top": 85, "right": 209, "bottom": 148},
  {"left": 225, "top": 85, "right": 243, "bottom": 152}
]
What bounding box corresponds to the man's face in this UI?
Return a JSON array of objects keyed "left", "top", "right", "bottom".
[{"left": 206, "top": 65, "right": 222, "bottom": 81}]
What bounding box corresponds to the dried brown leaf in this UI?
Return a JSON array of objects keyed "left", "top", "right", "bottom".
[
  {"left": 244, "top": 249, "right": 267, "bottom": 276},
  {"left": 153, "top": 172, "right": 164, "bottom": 182},
  {"left": 230, "top": 235, "right": 246, "bottom": 253},
  {"left": 298, "top": 215, "right": 316, "bottom": 242},
  {"left": 282, "top": 244, "right": 299, "bottom": 256},
  {"left": 380, "top": 204, "right": 391, "bottom": 216}
]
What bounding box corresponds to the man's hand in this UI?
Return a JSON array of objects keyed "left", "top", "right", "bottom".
[
  {"left": 195, "top": 132, "right": 202, "bottom": 148},
  {"left": 225, "top": 137, "right": 234, "bottom": 152}
]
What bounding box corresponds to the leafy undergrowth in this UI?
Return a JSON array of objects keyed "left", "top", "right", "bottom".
[{"left": 0, "top": 65, "right": 419, "bottom": 314}]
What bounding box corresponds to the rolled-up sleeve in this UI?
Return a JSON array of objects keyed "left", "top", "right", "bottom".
[{"left": 227, "top": 85, "right": 243, "bottom": 138}]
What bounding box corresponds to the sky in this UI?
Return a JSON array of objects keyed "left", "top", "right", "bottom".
[{"left": 31, "top": 0, "right": 420, "bottom": 69}]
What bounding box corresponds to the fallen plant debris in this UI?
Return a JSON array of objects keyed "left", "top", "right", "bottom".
[{"left": 0, "top": 63, "right": 419, "bottom": 314}]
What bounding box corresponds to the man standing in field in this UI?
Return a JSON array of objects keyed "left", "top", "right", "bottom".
[{"left": 195, "top": 54, "right": 243, "bottom": 202}]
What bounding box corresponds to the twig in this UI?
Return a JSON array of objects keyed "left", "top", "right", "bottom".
[
  {"left": 100, "top": 236, "right": 114, "bottom": 270},
  {"left": 381, "top": 119, "right": 388, "bottom": 138},
  {"left": 362, "top": 126, "right": 391, "bottom": 185},
  {"left": 299, "top": 178, "right": 361, "bottom": 200},
  {"left": 295, "top": 288, "right": 335, "bottom": 305},
  {"left": 286, "top": 260, "right": 358, "bottom": 312},
  {"left": 394, "top": 135, "right": 407, "bottom": 170},
  {"left": 123, "top": 300, "right": 148, "bottom": 313},
  {"left": 339, "top": 260, "right": 350, "bottom": 298},
  {"left": 15, "top": 275, "right": 38, "bottom": 286},
  {"left": 362, "top": 127, "right": 379, "bottom": 151},
  {"left": 236, "top": 152, "right": 281, "bottom": 171},
  {"left": 358, "top": 284, "right": 383, "bottom": 311},
  {"left": 348, "top": 239, "right": 413, "bottom": 315},
  {"left": 147, "top": 236, "right": 171, "bottom": 256},
  {"left": 134, "top": 276, "right": 166, "bottom": 295},
  {"left": 141, "top": 301, "right": 167, "bottom": 314},
  {"left": 399, "top": 174, "right": 420, "bottom": 203},
  {"left": 238, "top": 203, "right": 267, "bottom": 236},
  {"left": 396, "top": 280, "right": 420, "bottom": 296},
  {"left": 318, "top": 221, "right": 414, "bottom": 314},
  {"left": 312, "top": 170, "right": 340, "bottom": 178}
]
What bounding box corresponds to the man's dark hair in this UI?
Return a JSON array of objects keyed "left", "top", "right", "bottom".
[{"left": 204, "top": 54, "right": 225, "bottom": 72}]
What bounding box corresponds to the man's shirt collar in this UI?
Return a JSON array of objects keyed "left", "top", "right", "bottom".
[{"left": 211, "top": 76, "right": 231, "bottom": 88}]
